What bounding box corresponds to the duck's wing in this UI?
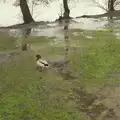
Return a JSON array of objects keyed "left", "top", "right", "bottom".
[
  {"left": 36, "top": 60, "right": 45, "bottom": 67},
  {"left": 39, "top": 59, "right": 48, "bottom": 65}
]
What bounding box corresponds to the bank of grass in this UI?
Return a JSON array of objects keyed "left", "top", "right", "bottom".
[
  {"left": 0, "top": 30, "right": 120, "bottom": 119},
  {"left": 69, "top": 30, "right": 120, "bottom": 88}
]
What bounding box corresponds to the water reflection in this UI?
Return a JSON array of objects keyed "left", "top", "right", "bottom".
[
  {"left": 21, "top": 28, "right": 31, "bottom": 51},
  {"left": 6, "top": 18, "right": 107, "bottom": 39},
  {"left": 1, "top": 16, "right": 120, "bottom": 44}
]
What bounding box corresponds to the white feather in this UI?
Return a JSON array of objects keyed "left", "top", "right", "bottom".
[
  {"left": 39, "top": 59, "right": 48, "bottom": 65},
  {"left": 36, "top": 59, "right": 49, "bottom": 68}
]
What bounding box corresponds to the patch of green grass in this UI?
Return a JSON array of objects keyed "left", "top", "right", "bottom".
[
  {"left": 0, "top": 50, "right": 89, "bottom": 120},
  {"left": 70, "top": 30, "right": 116, "bottom": 49},
  {"left": 1, "top": 29, "right": 120, "bottom": 120},
  {"left": 69, "top": 31, "right": 120, "bottom": 87},
  {"left": 26, "top": 36, "right": 49, "bottom": 44},
  {"left": 0, "top": 37, "right": 17, "bottom": 51}
]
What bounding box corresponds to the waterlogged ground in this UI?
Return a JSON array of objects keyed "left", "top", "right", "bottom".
[{"left": 1, "top": 29, "right": 120, "bottom": 120}]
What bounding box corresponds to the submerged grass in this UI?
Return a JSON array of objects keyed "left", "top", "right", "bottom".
[{"left": 0, "top": 29, "right": 120, "bottom": 119}]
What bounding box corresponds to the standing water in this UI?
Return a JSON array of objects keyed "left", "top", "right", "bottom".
[
  {"left": 1, "top": 0, "right": 120, "bottom": 120},
  {"left": 0, "top": 0, "right": 104, "bottom": 26}
]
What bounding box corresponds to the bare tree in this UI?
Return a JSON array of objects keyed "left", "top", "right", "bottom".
[
  {"left": 19, "top": 0, "right": 34, "bottom": 24},
  {"left": 92, "top": 0, "right": 120, "bottom": 12},
  {"left": 108, "top": 0, "right": 116, "bottom": 11},
  {"left": 63, "top": 0, "right": 70, "bottom": 19},
  {"left": 14, "top": 0, "right": 51, "bottom": 24}
]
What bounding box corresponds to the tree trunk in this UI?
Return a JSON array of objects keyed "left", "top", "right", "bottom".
[
  {"left": 108, "top": 0, "right": 115, "bottom": 12},
  {"left": 20, "top": 0, "right": 34, "bottom": 24},
  {"left": 63, "top": 0, "right": 70, "bottom": 19},
  {"left": 108, "top": 0, "right": 116, "bottom": 19}
]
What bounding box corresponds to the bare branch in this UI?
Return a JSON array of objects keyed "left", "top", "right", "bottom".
[
  {"left": 92, "top": 0, "right": 108, "bottom": 12},
  {"left": 114, "top": 0, "right": 120, "bottom": 7}
]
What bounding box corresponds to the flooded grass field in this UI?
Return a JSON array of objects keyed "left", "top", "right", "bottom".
[{"left": 1, "top": 18, "right": 120, "bottom": 120}]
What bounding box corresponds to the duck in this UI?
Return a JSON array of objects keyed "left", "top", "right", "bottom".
[{"left": 36, "top": 54, "right": 49, "bottom": 71}]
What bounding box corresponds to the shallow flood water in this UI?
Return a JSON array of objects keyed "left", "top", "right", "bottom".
[
  {"left": 0, "top": 0, "right": 104, "bottom": 26},
  {"left": 1, "top": 20, "right": 120, "bottom": 119},
  {"left": 3, "top": 17, "right": 120, "bottom": 42},
  {"left": 1, "top": 1, "right": 120, "bottom": 120}
]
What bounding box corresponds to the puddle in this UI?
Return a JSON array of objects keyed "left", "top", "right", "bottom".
[
  {"left": 72, "top": 31, "right": 84, "bottom": 36},
  {"left": 1, "top": 17, "right": 120, "bottom": 41},
  {"left": 70, "top": 18, "right": 108, "bottom": 30},
  {"left": 85, "top": 35, "right": 96, "bottom": 39},
  {"left": 114, "top": 32, "right": 120, "bottom": 39}
]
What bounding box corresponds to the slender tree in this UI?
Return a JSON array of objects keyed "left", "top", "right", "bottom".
[
  {"left": 63, "top": 0, "right": 70, "bottom": 19},
  {"left": 14, "top": 0, "right": 51, "bottom": 23},
  {"left": 108, "top": 0, "right": 117, "bottom": 12},
  {"left": 19, "top": 0, "right": 34, "bottom": 24},
  {"left": 108, "top": 0, "right": 114, "bottom": 11},
  {"left": 92, "top": 0, "right": 118, "bottom": 12}
]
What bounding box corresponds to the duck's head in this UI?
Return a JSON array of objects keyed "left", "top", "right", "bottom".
[{"left": 36, "top": 54, "right": 41, "bottom": 60}]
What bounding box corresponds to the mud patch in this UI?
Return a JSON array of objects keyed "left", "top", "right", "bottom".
[
  {"left": 67, "top": 86, "right": 119, "bottom": 120},
  {"left": 48, "top": 60, "right": 78, "bottom": 80}
]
